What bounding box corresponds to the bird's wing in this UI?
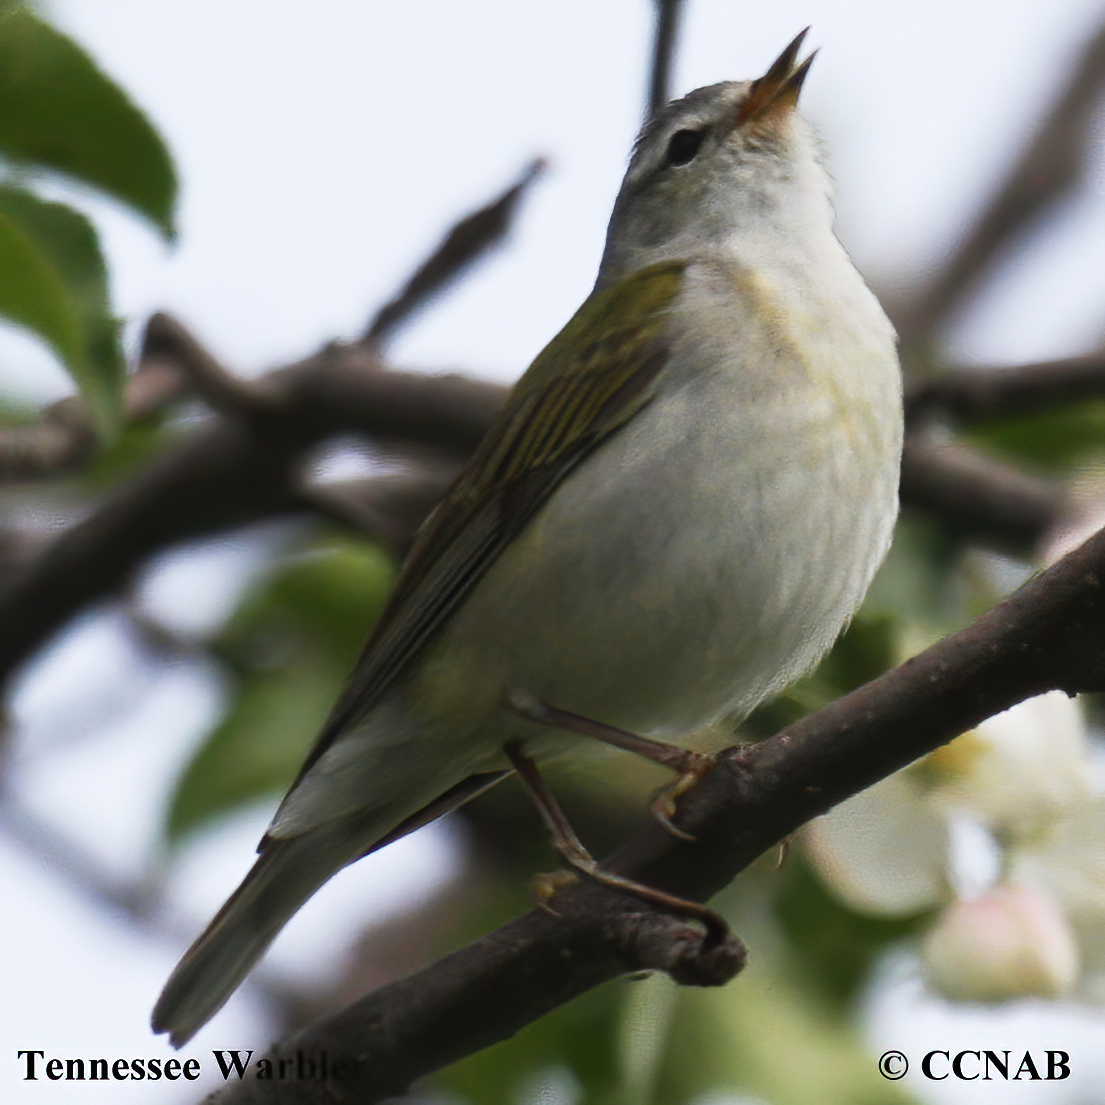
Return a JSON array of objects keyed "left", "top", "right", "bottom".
[{"left": 286, "top": 260, "right": 686, "bottom": 788}]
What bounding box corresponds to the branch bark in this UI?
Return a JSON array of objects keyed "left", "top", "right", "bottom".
[
  {"left": 907, "top": 352, "right": 1105, "bottom": 424},
  {"left": 899, "top": 434, "right": 1061, "bottom": 553},
  {"left": 0, "top": 356, "right": 187, "bottom": 484},
  {"left": 0, "top": 332, "right": 502, "bottom": 687}
]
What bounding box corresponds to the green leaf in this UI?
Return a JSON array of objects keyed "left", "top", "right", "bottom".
[
  {"left": 218, "top": 539, "right": 397, "bottom": 667},
  {"left": 814, "top": 612, "right": 898, "bottom": 697},
  {"left": 656, "top": 964, "right": 921, "bottom": 1105},
  {"left": 774, "top": 858, "right": 931, "bottom": 1008},
  {"left": 167, "top": 536, "right": 395, "bottom": 840},
  {"left": 964, "top": 401, "right": 1105, "bottom": 473},
  {"left": 439, "top": 984, "right": 624, "bottom": 1105},
  {"left": 0, "top": 207, "right": 82, "bottom": 362},
  {"left": 0, "top": 8, "right": 176, "bottom": 237},
  {"left": 0, "top": 185, "right": 123, "bottom": 433},
  {"left": 167, "top": 658, "right": 344, "bottom": 840},
  {"left": 862, "top": 513, "right": 971, "bottom": 629}
]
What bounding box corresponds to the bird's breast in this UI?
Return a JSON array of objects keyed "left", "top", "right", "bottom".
[{"left": 413, "top": 269, "right": 901, "bottom": 762}]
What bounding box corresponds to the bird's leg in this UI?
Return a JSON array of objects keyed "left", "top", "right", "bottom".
[
  {"left": 502, "top": 740, "right": 728, "bottom": 942},
  {"left": 506, "top": 692, "right": 716, "bottom": 841}
]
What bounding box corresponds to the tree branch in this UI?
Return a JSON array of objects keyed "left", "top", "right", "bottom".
[
  {"left": 142, "top": 312, "right": 272, "bottom": 418},
  {"left": 647, "top": 0, "right": 685, "bottom": 119},
  {"left": 894, "top": 17, "right": 1105, "bottom": 358},
  {"left": 299, "top": 466, "right": 462, "bottom": 560},
  {"left": 6, "top": 320, "right": 1090, "bottom": 689},
  {"left": 208, "top": 521, "right": 1105, "bottom": 1104},
  {"left": 362, "top": 160, "right": 545, "bottom": 350},
  {"left": 907, "top": 351, "right": 1105, "bottom": 424},
  {"left": 0, "top": 159, "right": 543, "bottom": 489},
  {"left": 0, "top": 796, "right": 161, "bottom": 923},
  {"left": 899, "top": 433, "right": 1061, "bottom": 553},
  {"left": 0, "top": 356, "right": 188, "bottom": 485},
  {"left": 0, "top": 327, "right": 503, "bottom": 687}
]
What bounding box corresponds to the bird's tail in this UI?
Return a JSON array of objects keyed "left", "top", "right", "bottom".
[
  {"left": 152, "top": 764, "right": 511, "bottom": 1046},
  {"left": 152, "top": 828, "right": 357, "bottom": 1047}
]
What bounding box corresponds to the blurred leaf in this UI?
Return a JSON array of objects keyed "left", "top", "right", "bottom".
[
  {"left": 817, "top": 613, "right": 898, "bottom": 692},
  {"left": 773, "top": 858, "right": 931, "bottom": 1009},
  {"left": 443, "top": 943, "right": 921, "bottom": 1105},
  {"left": 657, "top": 963, "right": 919, "bottom": 1105},
  {"left": 744, "top": 612, "right": 900, "bottom": 739},
  {"left": 0, "top": 185, "right": 123, "bottom": 433},
  {"left": 0, "top": 206, "right": 82, "bottom": 369},
  {"left": 79, "top": 413, "right": 179, "bottom": 488},
  {"left": 0, "top": 7, "right": 176, "bottom": 237},
  {"left": 167, "top": 658, "right": 341, "bottom": 840},
  {"left": 219, "top": 538, "right": 396, "bottom": 667},
  {"left": 861, "top": 513, "right": 967, "bottom": 630},
  {"left": 964, "top": 402, "right": 1105, "bottom": 474},
  {"left": 436, "top": 874, "right": 925, "bottom": 1105},
  {"left": 438, "top": 983, "right": 624, "bottom": 1105},
  {"left": 167, "top": 536, "right": 395, "bottom": 840}
]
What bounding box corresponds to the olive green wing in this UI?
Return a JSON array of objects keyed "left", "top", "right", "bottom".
[{"left": 291, "top": 260, "right": 686, "bottom": 781}]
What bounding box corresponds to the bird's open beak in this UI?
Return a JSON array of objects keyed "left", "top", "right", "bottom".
[{"left": 732, "top": 29, "right": 816, "bottom": 130}]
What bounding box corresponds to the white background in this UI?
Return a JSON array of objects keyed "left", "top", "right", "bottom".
[{"left": 3, "top": 1, "right": 1105, "bottom": 1102}]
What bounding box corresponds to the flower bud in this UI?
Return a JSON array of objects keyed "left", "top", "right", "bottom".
[{"left": 922, "top": 883, "right": 1079, "bottom": 1002}]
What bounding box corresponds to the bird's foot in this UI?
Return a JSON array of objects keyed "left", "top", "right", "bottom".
[
  {"left": 649, "top": 750, "right": 718, "bottom": 842},
  {"left": 504, "top": 738, "right": 728, "bottom": 944},
  {"left": 506, "top": 691, "right": 718, "bottom": 841}
]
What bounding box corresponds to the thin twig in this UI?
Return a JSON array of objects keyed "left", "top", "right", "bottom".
[
  {"left": 362, "top": 160, "right": 546, "bottom": 350},
  {"left": 141, "top": 313, "right": 273, "bottom": 417},
  {"left": 894, "top": 18, "right": 1105, "bottom": 358},
  {"left": 0, "top": 797, "right": 161, "bottom": 924},
  {"left": 647, "top": 0, "right": 685, "bottom": 118},
  {"left": 298, "top": 465, "right": 462, "bottom": 559},
  {"left": 0, "top": 789, "right": 331, "bottom": 1044}
]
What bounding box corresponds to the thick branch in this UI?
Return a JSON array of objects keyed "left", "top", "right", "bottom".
[
  {"left": 899, "top": 434, "right": 1060, "bottom": 553},
  {"left": 0, "top": 333, "right": 503, "bottom": 687},
  {"left": 907, "top": 352, "right": 1105, "bottom": 424},
  {"left": 4, "top": 327, "right": 1084, "bottom": 689},
  {"left": 210, "top": 523, "right": 1105, "bottom": 1104}
]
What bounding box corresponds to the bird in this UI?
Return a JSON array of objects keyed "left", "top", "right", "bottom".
[{"left": 152, "top": 30, "right": 902, "bottom": 1046}]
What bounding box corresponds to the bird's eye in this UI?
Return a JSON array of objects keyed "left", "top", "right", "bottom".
[{"left": 665, "top": 129, "right": 705, "bottom": 166}]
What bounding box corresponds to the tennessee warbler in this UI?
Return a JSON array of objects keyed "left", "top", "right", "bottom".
[{"left": 153, "top": 31, "right": 902, "bottom": 1045}]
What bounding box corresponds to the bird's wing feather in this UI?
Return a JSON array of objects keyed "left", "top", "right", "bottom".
[
  {"left": 286, "top": 260, "right": 685, "bottom": 788},
  {"left": 359, "top": 770, "right": 512, "bottom": 857}
]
